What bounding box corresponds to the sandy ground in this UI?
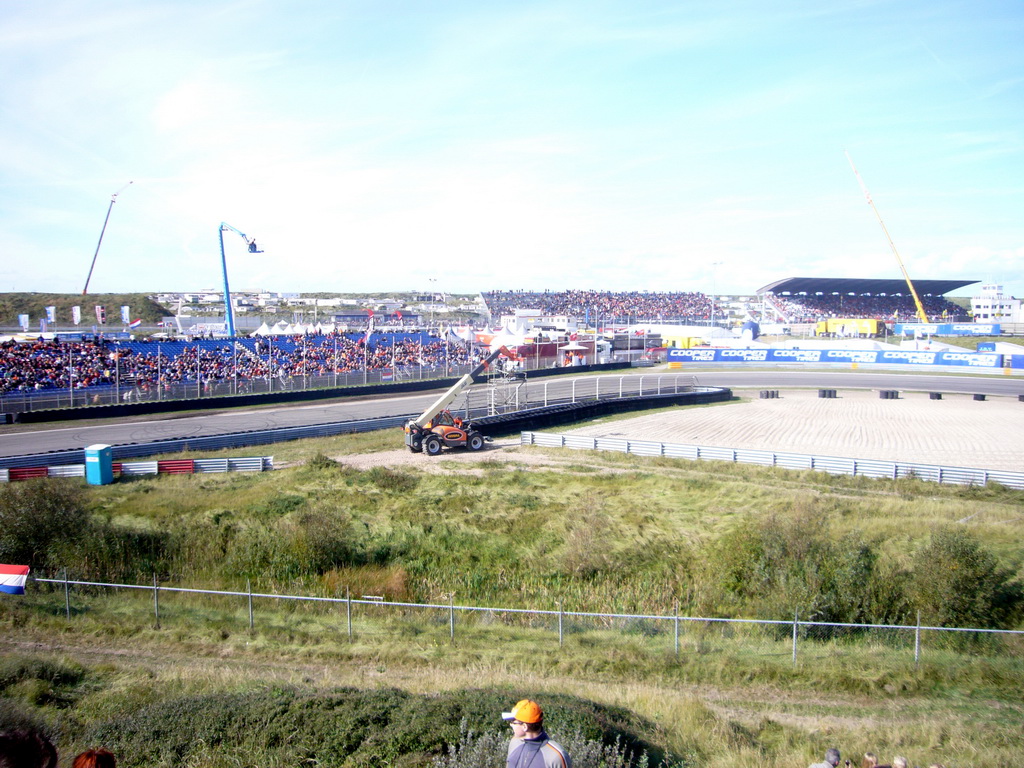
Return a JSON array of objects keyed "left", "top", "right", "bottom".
[{"left": 336, "top": 389, "right": 1024, "bottom": 473}]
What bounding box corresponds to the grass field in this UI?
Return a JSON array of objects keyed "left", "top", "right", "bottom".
[{"left": 2, "top": 428, "right": 1023, "bottom": 766}]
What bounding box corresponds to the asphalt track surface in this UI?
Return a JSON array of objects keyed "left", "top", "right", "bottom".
[{"left": 0, "top": 370, "right": 1021, "bottom": 459}]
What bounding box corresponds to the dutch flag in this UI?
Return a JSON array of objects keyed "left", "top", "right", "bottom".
[
  {"left": 129, "top": 319, "right": 142, "bottom": 329},
  {"left": 0, "top": 564, "right": 29, "bottom": 595}
]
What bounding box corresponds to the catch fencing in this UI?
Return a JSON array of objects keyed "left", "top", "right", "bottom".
[
  {"left": 29, "top": 575, "right": 1024, "bottom": 678},
  {"left": 520, "top": 432, "right": 1024, "bottom": 490}
]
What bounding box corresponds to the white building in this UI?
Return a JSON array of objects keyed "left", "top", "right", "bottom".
[{"left": 971, "top": 284, "right": 1022, "bottom": 323}]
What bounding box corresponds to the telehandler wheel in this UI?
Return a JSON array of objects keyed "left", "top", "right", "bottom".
[
  {"left": 408, "top": 436, "right": 423, "bottom": 453},
  {"left": 423, "top": 434, "right": 443, "bottom": 456},
  {"left": 467, "top": 432, "right": 485, "bottom": 451}
]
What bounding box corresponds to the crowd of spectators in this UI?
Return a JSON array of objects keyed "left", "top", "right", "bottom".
[
  {"left": 771, "top": 293, "right": 965, "bottom": 323},
  {"left": 0, "top": 333, "right": 474, "bottom": 397},
  {"left": 483, "top": 289, "right": 967, "bottom": 326},
  {"left": 483, "top": 290, "right": 713, "bottom": 322}
]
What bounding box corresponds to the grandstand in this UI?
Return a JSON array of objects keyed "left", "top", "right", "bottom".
[
  {"left": 757, "top": 277, "right": 975, "bottom": 325},
  {"left": 482, "top": 289, "right": 713, "bottom": 325},
  {"left": 482, "top": 280, "right": 976, "bottom": 330}
]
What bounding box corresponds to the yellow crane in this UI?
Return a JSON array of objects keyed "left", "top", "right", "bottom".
[{"left": 844, "top": 152, "right": 928, "bottom": 324}]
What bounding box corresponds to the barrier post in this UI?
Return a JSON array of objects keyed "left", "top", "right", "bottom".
[
  {"left": 63, "top": 568, "right": 71, "bottom": 620},
  {"left": 792, "top": 609, "right": 798, "bottom": 666},
  {"left": 558, "top": 600, "right": 564, "bottom": 647},
  {"left": 247, "top": 578, "right": 254, "bottom": 630},
  {"left": 346, "top": 586, "right": 352, "bottom": 640},
  {"left": 914, "top": 610, "right": 921, "bottom": 667},
  {"left": 674, "top": 600, "right": 680, "bottom": 657},
  {"left": 153, "top": 573, "right": 160, "bottom": 629},
  {"left": 449, "top": 594, "right": 455, "bottom": 641}
]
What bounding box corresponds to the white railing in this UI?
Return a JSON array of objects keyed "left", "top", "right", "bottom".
[{"left": 520, "top": 432, "right": 1024, "bottom": 490}]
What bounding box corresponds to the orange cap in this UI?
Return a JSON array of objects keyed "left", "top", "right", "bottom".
[{"left": 501, "top": 699, "right": 543, "bottom": 724}]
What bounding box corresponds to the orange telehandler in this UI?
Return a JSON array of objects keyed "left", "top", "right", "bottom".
[{"left": 403, "top": 345, "right": 518, "bottom": 456}]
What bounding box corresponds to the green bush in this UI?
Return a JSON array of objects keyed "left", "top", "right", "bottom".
[
  {"left": 83, "top": 687, "right": 664, "bottom": 768},
  {"left": 909, "top": 527, "right": 1024, "bottom": 629},
  {"left": 0, "top": 479, "right": 90, "bottom": 569},
  {"left": 707, "top": 513, "right": 912, "bottom": 627}
]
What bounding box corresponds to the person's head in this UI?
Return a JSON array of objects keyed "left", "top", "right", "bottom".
[
  {"left": 0, "top": 728, "right": 58, "bottom": 768},
  {"left": 892, "top": 758, "right": 908, "bottom": 768},
  {"left": 825, "top": 748, "right": 842, "bottom": 767},
  {"left": 862, "top": 753, "right": 878, "bottom": 768},
  {"left": 502, "top": 699, "right": 544, "bottom": 737},
  {"left": 71, "top": 749, "right": 116, "bottom": 768}
]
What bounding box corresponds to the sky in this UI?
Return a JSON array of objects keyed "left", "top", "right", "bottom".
[{"left": 0, "top": 0, "right": 1021, "bottom": 299}]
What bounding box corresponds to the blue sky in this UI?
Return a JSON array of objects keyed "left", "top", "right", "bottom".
[{"left": 1, "top": 0, "right": 1021, "bottom": 298}]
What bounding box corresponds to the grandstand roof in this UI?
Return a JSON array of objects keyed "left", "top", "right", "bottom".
[{"left": 757, "top": 277, "right": 977, "bottom": 297}]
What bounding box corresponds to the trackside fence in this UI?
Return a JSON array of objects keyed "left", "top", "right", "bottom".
[
  {"left": 519, "top": 432, "right": 1024, "bottom": 490},
  {"left": 0, "top": 456, "right": 272, "bottom": 483},
  {"left": 28, "top": 575, "right": 1024, "bottom": 678}
]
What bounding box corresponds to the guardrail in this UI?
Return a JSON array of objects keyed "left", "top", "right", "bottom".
[
  {"left": 0, "top": 456, "right": 273, "bottom": 483},
  {"left": 520, "top": 432, "right": 1024, "bottom": 490}
]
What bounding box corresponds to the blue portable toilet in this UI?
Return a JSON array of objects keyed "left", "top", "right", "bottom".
[{"left": 84, "top": 444, "right": 114, "bottom": 485}]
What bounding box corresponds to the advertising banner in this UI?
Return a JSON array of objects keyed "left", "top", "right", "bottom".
[
  {"left": 895, "top": 323, "right": 1000, "bottom": 336},
  {"left": 666, "top": 347, "right": 1004, "bottom": 368}
]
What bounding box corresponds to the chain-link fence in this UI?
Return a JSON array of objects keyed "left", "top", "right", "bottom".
[{"left": 29, "top": 575, "right": 1024, "bottom": 681}]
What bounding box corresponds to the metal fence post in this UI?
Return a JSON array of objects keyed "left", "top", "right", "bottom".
[
  {"left": 449, "top": 595, "right": 455, "bottom": 641},
  {"left": 915, "top": 610, "right": 921, "bottom": 667},
  {"left": 558, "top": 600, "right": 564, "bottom": 647},
  {"left": 346, "top": 586, "right": 352, "bottom": 640},
  {"left": 63, "top": 567, "right": 71, "bottom": 620},
  {"left": 792, "top": 609, "right": 798, "bottom": 666},
  {"left": 247, "top": 578, "right": 254, "bottom": 630},
  {"left": 674, "top": 600, "right": 680, "bottom": 657},
  {"left": 153, "top": 573, "right": 160, "bottom": 628}
]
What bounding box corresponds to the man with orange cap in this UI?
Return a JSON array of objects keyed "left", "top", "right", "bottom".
[{"left": 501, "top": 699, "right": 572, "bottom": 768}]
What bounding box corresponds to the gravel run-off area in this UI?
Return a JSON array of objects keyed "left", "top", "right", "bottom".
[{"left": 337, "top": 388, "right": 1024, "bottom": 474}]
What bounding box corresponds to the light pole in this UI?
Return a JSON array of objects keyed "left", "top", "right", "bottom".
[
  {"left": 83, "top": 182, "right": 132, "bottom": 295},
  {"left": 218, "top": 222, "right": 262, "bottom": 338}
]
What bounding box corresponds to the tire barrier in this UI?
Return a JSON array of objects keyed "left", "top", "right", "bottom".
[
  {"left": 930, "top": 392, "right": 943, "bottom": 400},
  {"left": 974, "top": 393, "right": 986, "bottom": 401},
  {"left": 818, "top": 389, "right": 837, "bottom": 399},
  {"left": 759, "top": 390, "right": 779, "bottom": 399},
  {"left": 880, "top": 390, "right": 899, "bottom": 399}
]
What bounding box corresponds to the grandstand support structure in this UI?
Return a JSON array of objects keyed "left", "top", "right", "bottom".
[
  {"left": 761, "top": 293, "right": 789, "bottom": 324},
  {"left": 218, "top": 222, "right": 263, "bottom": 338}
]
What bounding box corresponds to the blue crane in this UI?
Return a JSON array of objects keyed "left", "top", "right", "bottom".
[{"left": 218, "top": 222, "right": 262, "bottom": 338}]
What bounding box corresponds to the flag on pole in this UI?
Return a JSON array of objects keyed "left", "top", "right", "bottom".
[
  {"left": 18, "top": 314, "right": 29, "bottom": 331},
  {"left": 129, "top": 319, "right": 142, "bottom": 329},
  {"left": 0, "top": 564, "right": 29, "bottom": 595},
  {"left": 46, "top": 306, "right": 57, "bottom": 323},
  {"left": 72, "top": 306, "right": 82, "bottom": 325},
  {"left": 120, "top": 305, "right": 131, "bottom": 324}
]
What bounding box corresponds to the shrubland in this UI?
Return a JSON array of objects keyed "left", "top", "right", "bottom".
[{"left": 2, "top": 432, "right": 1023, "bottom": 766}]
